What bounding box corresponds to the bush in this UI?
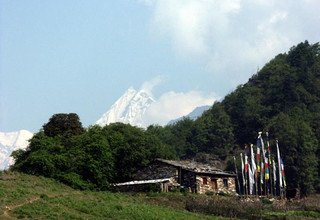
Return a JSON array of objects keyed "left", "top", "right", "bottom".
[
  {"left": 186, "top": 196, "right": 263, "bottom": 218},
  {"left": 55, "top": 172, "right": 93, "bottom": 190}
]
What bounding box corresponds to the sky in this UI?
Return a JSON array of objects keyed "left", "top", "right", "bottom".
[{"left": 1, "top": 0, "right": 319, "bottom": 132}]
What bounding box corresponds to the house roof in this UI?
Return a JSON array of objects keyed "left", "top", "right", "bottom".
[
  {"left": 157, "top": 159, "right": 236, "bottom": 177},
  {"left": 114, "top": 178, "right": 173, "bottom": 186}
]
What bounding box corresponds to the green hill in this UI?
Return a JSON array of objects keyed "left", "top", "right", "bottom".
[
  {"left": 151, "top": 41, "right": 320, "bottom": 196},
  {"left": 1, "top": 172, "right": 320, "bottom": 219},
  {"left": 0, "top": 172, "right": 218, "bottom": 220}
]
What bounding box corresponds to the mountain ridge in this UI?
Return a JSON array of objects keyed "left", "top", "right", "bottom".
[{"left": 168, "top": 105, "right": 211, "bottom": 125}]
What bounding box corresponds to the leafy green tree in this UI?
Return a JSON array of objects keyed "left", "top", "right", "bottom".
[
  {"left": 69, "top": 126, "right": 114, "bottom": 190},
  {"left": 12, "top": 132, "right": 62, "bottom": 177},
  {"left": 43, "top": 113, "right": 84, "bottom": 137},
  {"left": 103, "top": 123, "right": 174, "bottom": 182},
  {"left": 12, "top": 116, "right": 114, "bottom": 190},
  {"left": 191, "top": 103, "right": 234, "bottom": 159},
  {"left": 147, "top": 120, "right": 194, "bottom": 158},
  {"left": 267, "top": 111, "right": 318, "bottom": 196}
]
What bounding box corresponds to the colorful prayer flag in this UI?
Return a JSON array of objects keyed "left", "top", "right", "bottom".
[
  {"left": 281, "top": 158, "right": 286, "bottom": 188},
  {"left": 250, "top": 144, "right": 257, "bottom": 176},
  {"left": 276, "top": 140, "right": 283, "bottom": 188}
]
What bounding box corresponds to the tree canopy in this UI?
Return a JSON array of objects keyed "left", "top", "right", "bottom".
[
  {"left": 150, "top": 41, "right": 320, "bottom": 196},
  {"left": 12, "top": 115, "right": 174, "bottom": 190}
]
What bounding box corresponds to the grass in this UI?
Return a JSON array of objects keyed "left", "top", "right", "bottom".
[
  {"left": 0, "top": 171, "right": 219, "bottom": 219},
  {"left": 185, "top": 194, "right": 320, "bottom": 219},
  {"left": 1, "top": 171, "right": 319, "bottom": 219}
]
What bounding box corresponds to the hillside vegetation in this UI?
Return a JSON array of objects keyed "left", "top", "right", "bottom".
[
  {"left": 0, "top": 172, "right": 219, "bottom": 219},
  {"left": 11, "top": 119, "right": 175, "bottom": 190},
  {"left": 151, "top": 41, "right": 320, "bottom": 196},
  {"left": 1, "top": 172, "right": 320, "bottom": 219},
  {"left": 10, "top": 41, "right": 320, "bottom": 197}
]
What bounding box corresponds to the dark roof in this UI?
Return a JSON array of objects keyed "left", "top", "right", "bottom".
[{"left": 157, "top": 159, "right": 236, "bottom": 177}]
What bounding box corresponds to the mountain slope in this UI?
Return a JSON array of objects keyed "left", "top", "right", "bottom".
[
  {"left": 162, "top": 41, "right": 320, "bottom": 195},
  {"left": 0, "top": 172, "right": 215, "bottom": 220},
  {"left": 0, "top": 130, "right": 33, "bottom": 170},
  {"left": 168, "top": 105, "right": 211, "bottom": 125},
  {"left": 96, "top": 87, "right": 155, "bottom": 127}
]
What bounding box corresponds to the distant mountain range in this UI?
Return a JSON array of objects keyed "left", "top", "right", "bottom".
[
  {"left": 168, "top": 105, "right": 211, "bottom": 125},
  {"left": 0, "top": 130, "right": 33, "bottom": 170}
]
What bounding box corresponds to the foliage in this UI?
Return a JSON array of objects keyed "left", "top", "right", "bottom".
[
  {"left": 43, "top": 113, "right": 85, "bottom": 137},
  {"left": 103, "top": 123, "right": 175, "bottom": 183},
  {"left": 150, "top": 41, "right": 320, "bottom": 196},
  {"left": 190, "top": 103, "right": 234, "bottom": 159},
  {"left": 11, "top": 115, "right": 174, "bottom": 190}
]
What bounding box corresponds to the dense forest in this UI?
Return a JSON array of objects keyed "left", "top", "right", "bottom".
[{"left": 12, "top": 41, "right": 320, "bottom": 196}]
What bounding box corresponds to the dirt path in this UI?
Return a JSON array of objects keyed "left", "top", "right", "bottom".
[{"left": 0, "top": 196, "right": 40, "bottom": 219}]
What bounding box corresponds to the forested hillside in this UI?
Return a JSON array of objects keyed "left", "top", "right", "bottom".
[
  {"left": 11, "top": 41, "right": 320, "bottom": 196},
  {"left": 154, "top": 41, "right": 320, "bottom": 196}
]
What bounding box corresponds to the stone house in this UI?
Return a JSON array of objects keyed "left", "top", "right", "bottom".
[{"left": 114, "top": 159, "right": 237, "bottom": 194}]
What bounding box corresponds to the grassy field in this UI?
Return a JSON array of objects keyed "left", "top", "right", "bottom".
[
  {"left": 1, "top": 171, "right": 320, "bottom": 219},
  {"left": 0, "top": 171, "right": 220, "bottom": 219}
]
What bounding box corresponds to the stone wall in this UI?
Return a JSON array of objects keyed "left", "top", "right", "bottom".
[{"left": 195, "top": 175, "right": 236, "bottom": 194}]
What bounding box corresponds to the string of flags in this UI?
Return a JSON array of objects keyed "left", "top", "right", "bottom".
[{"left": 235, "top": 132, "right": 287, "bottom": 197}]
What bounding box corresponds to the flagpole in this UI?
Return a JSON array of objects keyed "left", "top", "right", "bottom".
[
  {"left": 276, "top": 139, "right": 283, "bottom": 198},
  {"left": 244, "top": 145, "right": 249, "bottom": 196},
  {"left": 281, "top": 158, "right": 287, "bottom": 199},
  {"left": 266, "top": 132, "right": 273, "bottom": 196},
  {"left": 258, "top": 132, "right": 265, "bottom": 195},
  {"left": 272, "top": 158, "right": 277, "bottom": 197},
  {"left": 240, "top": 153, "right": 246, "bottom": 195},
  {"left": 257, "top": 132, "right": 262, "bottom": 195},
  {"left": 250, "top": 144, "right": 257, "bottom": 196},
  {"left": 233, "top": 156, "right": 241, "bottom": 194}
]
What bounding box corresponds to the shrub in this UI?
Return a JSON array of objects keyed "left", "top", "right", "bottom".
[{"left": 186, "top": 196, "right": 263, "bottom": 218}]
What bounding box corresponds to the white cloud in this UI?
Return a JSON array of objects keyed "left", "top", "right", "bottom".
[
  {"left": 140, "top": 75, "right": 164, "bottom": 95},
  {"left": 141, "top": 0, "right": 320, "bottom": 87},
  {"left": 149, "top": 0, "right": 241, "bottom": 56},
  {"left": 143, "top": 90, "right": 215, "bottom": 126}
]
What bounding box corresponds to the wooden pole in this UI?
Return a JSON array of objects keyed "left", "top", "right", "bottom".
[{"left": 233, "top": 156, "right": 241, "bottom": 194}]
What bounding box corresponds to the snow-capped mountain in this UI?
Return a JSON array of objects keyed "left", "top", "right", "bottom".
[
  {"left": 0, "top": 130, "right": 33, "bottom": 170},
  {"left": 168, "top": 105, "right": 211, "bottom": 125},
  {"left": 96, "top": 87, "right": 155, "bottom": 127}
]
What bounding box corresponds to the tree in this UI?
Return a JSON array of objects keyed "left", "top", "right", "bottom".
[
  {"left": 191, "top": 103, "right": 234, "bottom": 159},
  {"left": 43, "top": 113, "right": 84, "bottom": 137},
  {"left": 267, "top": 112, "right": 318, "bottom": 196},
  {"left": 94, "top": 122, "right": 176, "bottom": 183},
  {"left": 11, "top": 132, "right": 62, "bottom": 177}
]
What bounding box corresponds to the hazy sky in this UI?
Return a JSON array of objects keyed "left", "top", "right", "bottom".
[{"left": 1, "top": 0, "right": 319, "bottom": 132}]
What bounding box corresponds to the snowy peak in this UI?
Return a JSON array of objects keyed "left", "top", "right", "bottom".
[
  {"left": 96, "top": 87, "right": 155, "bottom": 127},
  {"left": 0, "top": 130, "right": 33, "bottom": 170},
  {"left": 96, "top": 87, "right": 137, "bottom": 126}
]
